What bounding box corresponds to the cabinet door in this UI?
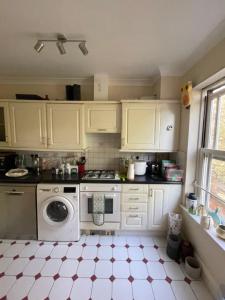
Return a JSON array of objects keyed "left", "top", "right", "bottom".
[
  {"left": 47, "top": 104, "right": 84, "bottom": 150},
  {"left": 0, "top": 102, "right": 11, "bottom": 147},
  {"left": 121, "top": 212, "right": 147, "bottom": 230},
  {"left": 148, "top": 184, "right": 182, "bottom": 231},
  {"left": 159, "top": 103, "right": 180, "bottom": 151},
  {"left": 9, "top": 102, "right": 47, "bottom": 149},
  {"left": 85, "top": 104, "right": 121, "bottom": 133},
  {"left": 121, "top": 103, "right": 160, "bottom": 150}
]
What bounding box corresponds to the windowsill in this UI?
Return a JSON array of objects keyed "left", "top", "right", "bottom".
[{"left": 180, "top": 205, "right": 225, "bottom": 253}]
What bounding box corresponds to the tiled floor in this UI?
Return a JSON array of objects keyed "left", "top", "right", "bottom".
[{"left": 0, "top": 235, "right": 213, "bottom": 300}]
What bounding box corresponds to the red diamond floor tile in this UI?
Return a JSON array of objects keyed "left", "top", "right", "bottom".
[
  {"left": 16, "top": 272, "right": 23, "bottom": 279},
  {"left": 96, "top": 243, "right": 101, "bottom": 248},
  {"left": 90, "top": 275, "right": 97, "bottom": 282},
  {"left": 29, "top": 255, "right": 35, "bottom": 260},
  {"left": 184, "top": 277, "right": 192, "bottom": 284},
  {"left": 109, "top": 275, "right": 115, "bottom": 282},
  {"left": 128, "top": 275, "right": 134, "bottom": 283},
  {"left": 68, "top": 243, "right": 73, "bottom": 247},
  {"left": 147, "top": 276, "right": 153, "bottom": 283},
  {"left": 82, "top": 243, "right": 86, "bottom": 247},
  {"left": 13, "top": 255, "right": 19, "bottom": 260},
  {"left": 39, "top": 242, "right": 44, "bottom": 246},
  {"left": 143, "top": 258, "right": 148, "bottom": 264},
  {"left": 0, "top": 272, "right": 5, "bottom": 278},
  {"left": 53, "top": 242, "right": 58, "bottom": 246},
  {"left": 94, "top": 257, "right": 99, "bottom": 263},
  {"left": 0, "top": 255, "right": 3, "bottom": 259},
  {"left": 53, "top": 273, "right": 60, "bottom": 281},
  {"left": 0, "top": 296, "right": 7, "bottom": 300},
  {"left": 154, "top": 245, "right": 159, "bottom": 249},
  {"left": 165, "top": 276, "right": 172, "bottom": 284},
  {"left": 77, "top": 256, "right": 83, "bottom": 262},
  {"left": 111, "top": 244, "right": 115, "bottom": 248},
  {"left": 125, "top": 244, "right": 129, "bottom": 248},
  {"left": 35, "top": 273, "right": 41, "bottom": 280},
  {"left": 159, "top": 258, "right": 164, "bottom": 264},
  {"left": 72, "top": 274, "right": 78, "bottom": 281},
  {"left": 126, "top": 258, "right": 132, "bottom": 263},
  {"left": 110, "top": 257, "right": 115, "bottom": 263},
  {"left": 139, "top": 245, "right": 144, "bottom": 249},
  {"left": 11, "top": 241, "right": 16, "bottom": 245},
  {"left": 45, "top": 256, "right": 51, "bottom": 261},
  {"left": 61, "top": 256, "right": 67, "bottom": 261},
  {"left": 25, "top": 242, "right": 30, "bottom": 246}
]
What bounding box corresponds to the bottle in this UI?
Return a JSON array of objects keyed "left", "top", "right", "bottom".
[{"left": 127, "top": 161, "right": 135, "bottom": 181}]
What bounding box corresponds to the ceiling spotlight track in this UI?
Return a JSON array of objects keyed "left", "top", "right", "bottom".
[{"left": 34, "top": 34, "right": 88, "bottom": 55}]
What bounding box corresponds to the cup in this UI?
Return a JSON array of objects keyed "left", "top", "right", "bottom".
[{"left": 200, "top": 216, "right": 212, "bottom": 230}]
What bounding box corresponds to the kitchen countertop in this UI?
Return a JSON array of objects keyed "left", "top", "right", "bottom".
[{"left": 0, "top": 171, "right": 182, "bottom": 185}]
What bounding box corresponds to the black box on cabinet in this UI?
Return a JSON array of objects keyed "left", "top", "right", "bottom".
[{"left": 66, "top": 85, "right": 81, "bottom": 101}]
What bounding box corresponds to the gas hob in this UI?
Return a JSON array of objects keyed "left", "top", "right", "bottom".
[{"left": 81, "top": 170, "right": 120, "bottom": 181}]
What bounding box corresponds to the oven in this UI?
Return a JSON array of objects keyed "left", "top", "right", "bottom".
[{"left": 80, "top": 184, "right": 121, "bottom": 223}]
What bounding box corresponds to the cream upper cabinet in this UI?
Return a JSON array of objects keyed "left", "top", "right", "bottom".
[
  {"left": 47, "top": 103, "right": 84, "bottom": 150},
  {"left": 159, "top": 103, "right": 180, "bottom": 151},
  {"left": 148, "top": 184, "right": 182, "bottom": 231},
  {"left": 9, "top": 102, "right": 47, "bottom": 149},
  {"left": 121, "top": 102, "right": 160, "bottom": 150},
  {"left": 85, "top": 103, "right": 121, "bottom": 133},
  {"left": 0, "top": 102, "right": 11, "bottom": 147}
]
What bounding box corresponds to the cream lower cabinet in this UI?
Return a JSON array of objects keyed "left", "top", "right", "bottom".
[
  {"left": 85, "top": 103, "right": 121, "bottom": 133},
  {"left": 121, "top": 184, "right": 148, "bottom": 230},
  {"left": 9, "top": 102, "right": 47, "bottom": 149},
  {"left": 148, "top": 184, "right": 182, "bottom": 231},
  {"left": 121, "top": 102, "right": 160, "bottom": 150},
  {"left": 47, "top": 104, "right": 84, "bottom": 150},
  {"left": 0, "top": 102, "right": 11, "bottom": 147}
]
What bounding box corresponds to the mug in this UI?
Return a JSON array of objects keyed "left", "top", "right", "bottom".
[
  {"left": 216, "top": 225, "right": 225, "bottom": 238},
  {"left": 200, "top": 216, "right": 212, "bottom": 230}
]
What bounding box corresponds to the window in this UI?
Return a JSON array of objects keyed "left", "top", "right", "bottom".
[{"left": 201, "top": 84, "right": 225, "bottom": 222}]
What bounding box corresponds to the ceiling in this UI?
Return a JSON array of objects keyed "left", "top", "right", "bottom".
[{"left": 1, "top": 0, "right": 225, "bottom": 80}]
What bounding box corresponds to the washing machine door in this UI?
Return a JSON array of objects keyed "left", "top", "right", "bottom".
[{"left": 41, "top": 196, "right": 74, "bottom": 226}]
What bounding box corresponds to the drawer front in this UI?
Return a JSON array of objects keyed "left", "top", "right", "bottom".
[
  {"left": 122, "top": 193, "right": 148, "bottom": 203},
  {"left": 121, "top": 212, "right": 147, "bottom": 230},
  {"left": 122, "top": 202, "right": 147, "bottom": 212},
  {"left": 122, "top": 184, "right": 148, "bottom": 194}
]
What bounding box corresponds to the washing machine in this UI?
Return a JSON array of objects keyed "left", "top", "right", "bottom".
[{"left": 37, "top": 184, "right": 80, "bottom": 241}]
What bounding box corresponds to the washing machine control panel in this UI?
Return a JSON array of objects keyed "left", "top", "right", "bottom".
[{"left": 53, "top": 187, "right": 59, "bottom": 193}]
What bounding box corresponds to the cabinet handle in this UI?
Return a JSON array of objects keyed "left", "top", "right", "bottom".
[
  {"left": 41, "top": 137, "right": 46, "bottom": 145},
  {"left": 129, "top": 206, "right": 139, "bottom": 210},
  {"left": 97, "top": 129, "right": 107, "bottom": 132},
  {"left": 121, "top": 137, "right": 125, "bottom": 147},
  {"left": 128, "top": 197, "right": 139, "bottom": 201},
  {"left": 128, "top": 214, "right": 138, "bottom": 218},
  {"left": 166, "top": 125, "right": 173, "bottom": 131},
  {"left": 149, "top": 189, "right": 153, "bottom": 197},
  {"left": 47, "top": 138, "right": 53, "bottom": 145},
  {"left": 129, "top": 188, "right": 139, "bottom": 191},
  {"left": 5, "top": 191, "right": 24, "bottom": 195}
]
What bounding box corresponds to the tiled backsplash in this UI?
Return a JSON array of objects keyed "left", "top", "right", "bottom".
[{"left": 15, "top": 134, "right": 171, "bottom": 171}]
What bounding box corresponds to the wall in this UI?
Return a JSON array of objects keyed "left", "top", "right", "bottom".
[{"left": 108, "top": 85, "right": 153, "bottom": 100}]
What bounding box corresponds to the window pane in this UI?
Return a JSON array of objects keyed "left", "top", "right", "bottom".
[
  {"left": 218, "top": 95, "right": 225, "bottom": 150},
  {"left": 208, "top": 98, "right": 217, "bottom": 149},
  {"left": 209, "top": 159, "right": 225, "bottom": 221}
]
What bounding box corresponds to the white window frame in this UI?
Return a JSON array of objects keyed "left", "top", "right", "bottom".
[{"left": 198, "top": 85, "right": 225, "bottom": 218}]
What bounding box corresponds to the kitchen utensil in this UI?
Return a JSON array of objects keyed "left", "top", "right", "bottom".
[
  {"left": 127, "top": 162, "right": 135, "bottom": 181},
  {"left": 5, "top": 168, "right": 28, "bottom": 177}
]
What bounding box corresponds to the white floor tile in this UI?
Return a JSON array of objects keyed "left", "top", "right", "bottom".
[
  {"left": 164, "top": 262, "right": 185, "bottom": 280},
  {"left": 92, "top": 279, "right": 112, "bottom": 300},
  {"left": 7, "top": 276, "right": 35, "bottom": 300},
  {"left": 99, "top": 235, "right": 113, "bottom": 246},
  {"left": 171, "top": 281, "right": 197, "bottom": 300},
  {"left": 113, "top": 236, "right": 127, "bottom": 246},
  {"left": 191, "top": 281, "right": 213, "bottom": 300},
  {"left": 128, "top": 247, "right": 144, "bottom": 260},
  {"left": 126, "top": 236, "right": 141, "bottom": 246},
  {"left": 73, "top": 235, "right": 86, "bottom": 245},
  {"left": 85, "top": 235, "right": 99, "bottom": 245},
  {"left": 5, "top": 257, "right": 29, "bottom": 275},
  {"left": 77, "top": 260, "right": 95, "bottom": 277},
  {"left": 66, "top": 245, "right": 83, "bottom": 259},
  {"left": 0, "top": 257, "right": 13, "bottom": 273},
  {"left": 82, "top": 246, "right": 98, "bottom": 259},
  {"left": 132, "top": 279, "right": 154, "bottom": 300},
  {"left": 23, "top": 258, "right": 46, "bottom": 276},
  {"left": 0, "top": 275, "right": 16, "bottom": 298},
  {"left": 0, "top": 243, "right": 10, "bottom": 254},
  {"left": 140, "top": 236, "right": 154, "bottom": 246},
  {"left": 113, "top": 261, "right": 130, "bottom": 279},
  {"left": 4, "top": 243, "right": 25, "bottom": 257},
  {"left": 130, "top": 261, "right": 148, "bottom": 279},
  {"left": 20, "top": 243, "right": 40, "bottom": 257},
  {"left": 143, "top": 247, "right": 160, "bottom": 261},
  {"left": 98, "top": 246, "right": 112, "bottom": 260},
  {"left": 157, "top": 247, "right": 173, "bottom": 261},
  {"left": 95, "top": 260, "right": 112, "bottom": 279},
  {"left": 59, "top": 259, "right": 79, "bottom": 277},
  {"left": 152, "top": 280, "right": 176, "bottom": 300},
  {"left": 41, "top": 259, "right": 62, "bottom": 276},
  {"left": 35, "top": 244, "right": 54, "bottom": 258},
  {"left": 49, "top": 277, "right": 73, "bottom": 300},
  {"left": 147, "top": 261, "right": 166, "bottom": 279},
  {"left": 28, "top": 276, "right": 54, "bottom": 300},
  {"left": 153, "top": 237, "right": 167, "bottom": 247},
  {"left": 112, "top": 279, "right": 133, "bottom": 300},
  {"left": 113, "top": 246, "right": 128, "bottom": 260},
  {"left": 70, "top": 278, "right": 92, "bottom": 300},
  {"left": 50, "top": 245, "right": 69, "bottom": 258}
]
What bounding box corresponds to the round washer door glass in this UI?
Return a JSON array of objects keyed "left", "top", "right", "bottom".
[{"left": 46, "top": 201, "right": 68, "bottom": 222}]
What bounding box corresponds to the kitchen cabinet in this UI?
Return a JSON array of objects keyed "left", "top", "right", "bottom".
[
  {"left": 9, "top": 102, "right": 47, "bottom": 149},
  {"left": 121, "top": 102, "right": 160, "bottom": 150},
  {"left": 0, "top": 184, "right": 37, "bottom": 239},
  {"left": 85, "top": 102, "right": 121, "bottom": 133},
  {"left": 0, "top": 102, "right": 11, "bottom": 147},
  {"left": 121, "top": 184, "right": 148, "bottom": 230},
  {"left": 121, "top": 100, "right": 180, "bottom": 152},
  {"left": 47, "top": 103, "right": 84, "bottom": 150},
  {"left": 148, "top": 184, "right": 182, "bottom": 231}
]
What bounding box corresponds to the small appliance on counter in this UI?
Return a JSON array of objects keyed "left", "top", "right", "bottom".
[
  {"left": 146, "top": 160, "right": 161, "bottom": 177},
  {"left": 0, "top": 152, "right": 17, "bottom": 173},
  {"left": 134, "top": 158, "right": 147, "bottom": 176}
]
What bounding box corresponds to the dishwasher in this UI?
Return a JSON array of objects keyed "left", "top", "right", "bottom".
[{"left": 0, "top": 184, "right": 37, "bottom": 240}]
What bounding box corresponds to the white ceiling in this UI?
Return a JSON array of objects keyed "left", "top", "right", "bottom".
[{"left": 1, "top": 0, "right": 225, "bottom": 80}]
